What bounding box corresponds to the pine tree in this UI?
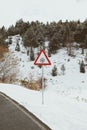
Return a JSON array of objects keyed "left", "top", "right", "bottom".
[
  {"left": 80, "top": 60, "right": 85, "bottom": 73},
  {"left": 30, "top": 47, "right": 35, "bottom": 61},
  {"left": 52, "top": 65, "right": 57, "bottom": 76},
  {"left": 27, "top": 49, "right": 29, "bottom": 56},
  {"left": 15, "top": 43, "right": 20, "bottom": 51},
  {"left": 85, "top": 52, "right": 87, "bottom": 62},
  {"left": 8, "top": 37, "right": 12, "bottom": 44},
  {"left": 48, "top": 48, "right": 51, "bottom": 57},
  {"left": 23, "top": 27, "right": 38, "bottom": 47},
  {"left": 61, "top": 64, "right": 65, "bottom": 75},
  {"left": 82, "top": 46, "right": 84, "bottom": 54}
]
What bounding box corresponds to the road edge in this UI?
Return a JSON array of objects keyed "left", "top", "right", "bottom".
[{"left": 0, "top": 92, "right": 52, "bottom": 130}]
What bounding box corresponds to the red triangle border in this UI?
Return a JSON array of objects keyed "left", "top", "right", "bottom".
[{"left": 34, "top": 49, "right": 51, "bottom": 65}]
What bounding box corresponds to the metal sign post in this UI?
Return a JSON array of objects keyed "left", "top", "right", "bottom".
[
  {"left": 40, "top": 58, "right": 45, "bottom": 104},
  {"left": 42, "top": 65, "right": 44, "bottom": 104}
]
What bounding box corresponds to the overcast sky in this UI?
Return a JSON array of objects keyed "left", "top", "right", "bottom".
[{"left": 0, "top": 0, "right": 87, "bottom": 28}]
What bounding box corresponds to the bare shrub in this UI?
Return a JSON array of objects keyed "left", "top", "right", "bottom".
[
  {"left": 21, "top": 80, "right": 40, "bottom": 91},
  {"left": 0, "top": 52, "right": 18, "bottom": 83},
  {"left": 21, "top": 78, "right": 47, "bottom": 91}
]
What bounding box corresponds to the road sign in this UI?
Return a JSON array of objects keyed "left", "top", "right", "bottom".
[
  {"left": 34, "top": 49, "right": 51, "bottom": 65},
  {"left": 34, "top": 49, "right": 51, "bottom": 104}
]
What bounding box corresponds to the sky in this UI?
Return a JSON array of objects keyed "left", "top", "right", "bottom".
[{"left": 0, "top": 0, "right": 87, "bottom": 28}]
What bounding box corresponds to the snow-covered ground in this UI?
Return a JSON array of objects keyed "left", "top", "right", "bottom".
[{"left": 0, "top": 35, "right": 87, "bottom": 130}]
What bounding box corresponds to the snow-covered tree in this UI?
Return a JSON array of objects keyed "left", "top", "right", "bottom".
[
  {"left": 15, "top": 42, "right": 20, "bottom": 51},
  {"left": 85, "top": 52, "right": 87, "bottom": 62},
  {"left": 27, "top": 49, "right": 29, "bottom": 56},
  {"left": 52, "top": 65, "right": 58, "bottom": 76},
  {"left": 80, "top": 60, "right": 85, "bottom": 73},
  {"left": 8, "top": 37, "right": 12, "bottom": 44},
  {"left": 15, "top": 37, "right": 20, "bottom": 50},
  {"left": 48, "top": 48, "right": 51, "bottom": 57},
  {"left": 61, "top": 64, "right": 65, "bottom": 75}
]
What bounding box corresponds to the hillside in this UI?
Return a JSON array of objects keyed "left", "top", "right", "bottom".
[
  {"left": 8, "top": 35, "right": 87, "bottom": 95},
  {"left": 0, "top": 35, "right": 87, "bottom": 130}
]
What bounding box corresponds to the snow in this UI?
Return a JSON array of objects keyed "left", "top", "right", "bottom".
[
  {"left": 0, "top": 83, "right": 87, "bottom": 130},
  {"left": 0, "top": 35, "right": 87, "bottom": 130}
]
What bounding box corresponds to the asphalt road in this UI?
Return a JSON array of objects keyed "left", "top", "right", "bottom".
[{"left": 0, "top": 93, "right": 51, "bottom": 130}]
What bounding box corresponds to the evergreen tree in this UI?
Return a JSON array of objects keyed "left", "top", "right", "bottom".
[
  {"left": 15, "top": 43, "right": 20, "bottom": 51},
  {"left": 7, "top": 25, "right": 16, "bottom": 36},
  {"left": 15, "top": 19, "right": 29, "bottom": 35},
  {"left": 23, "top": 27, "right": 38, "bottom": 47},
  {"left": 52, "top": 65, "right": 57, "bottom": 76},
  {"left": 30, "top": 47, "right": 35, "bottom": 61},
  {"left": 84, "top": 35, "right": 87, "bottom": 48},
  {"left": 8, "top": 37, "right": 12, "bottom": 44},
  {"left": 61, "top": 64, "right": 65, "bottom": 75},
  {"left": 80, "top": 60, "right": 85, "bottom": 73},
  {"left": 49, "top": 33, "right": 59, "bottom": 54},
  {"left": 81, "top": 46, "right": 84, "bottom": 54},
  {"left": 85, "top": 52, "right": 87, "bottom": 62},
  {"left": 48, "top": 48, "right": 51, "bottom": 57},
  {"left": 27, "top": 49, "right": 29, "bottom": 56}
]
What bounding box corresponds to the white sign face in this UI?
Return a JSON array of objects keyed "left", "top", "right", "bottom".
[{"left": 34, "top": 50, "right": 51, "bottom": 65}]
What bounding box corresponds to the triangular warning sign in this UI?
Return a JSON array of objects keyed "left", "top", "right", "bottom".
[{"left": 34, "top": 50, "right": 51, "bottom": 65}]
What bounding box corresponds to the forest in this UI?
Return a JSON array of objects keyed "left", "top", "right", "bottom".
[{"left": 0, "top": 19, "right": 87, "bottom": 54}]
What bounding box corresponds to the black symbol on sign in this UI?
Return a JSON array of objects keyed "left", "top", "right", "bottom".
[{"left": 40, "top": 58, "right": 45, "bottom": 63}]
